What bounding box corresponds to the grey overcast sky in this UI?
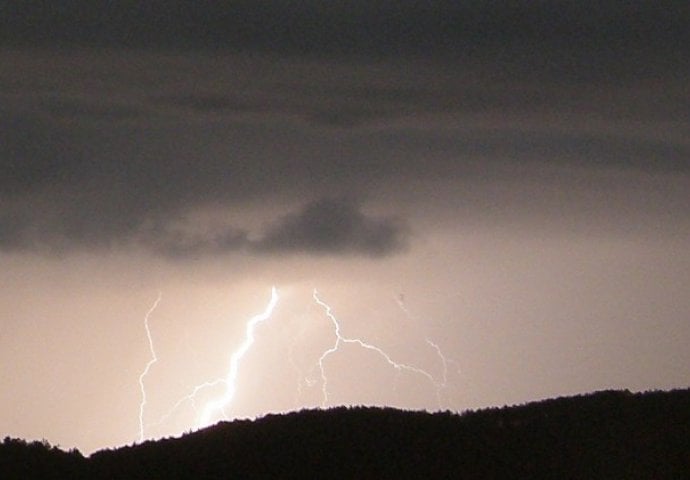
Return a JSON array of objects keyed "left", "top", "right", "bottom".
[{"left": 1, "top": 1, "right": 689, "bottom": 455}]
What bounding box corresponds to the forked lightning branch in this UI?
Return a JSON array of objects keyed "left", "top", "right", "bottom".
[{"left": 137, "top": 286, "right": 459, "bottom": 442}]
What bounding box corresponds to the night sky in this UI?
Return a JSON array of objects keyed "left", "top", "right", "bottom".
[{"left": 1, "top": 1, "right": 689, "bottom": 454}]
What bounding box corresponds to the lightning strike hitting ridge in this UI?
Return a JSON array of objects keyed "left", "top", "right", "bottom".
[
  {"left": 147, "top": 287, "right": 457, "bottom": 437},
  {"left": 138, "top": 291, "right": 163, "bottom": 442},
  {"left": 395, "top": 294, "right": 463, "bottom": 404},
  {"left": 312, "top": 289, "right": 442, "bottom": 408},
  {"left": 155, "top": 287, "right": 280, "bottom": 431},
  {"left": 197, "top": 286, "right": 279, "bottom": 427}
]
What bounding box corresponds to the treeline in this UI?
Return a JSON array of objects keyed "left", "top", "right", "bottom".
[
  {"left": 2, "top": 389, "right": 689, "bottom": 479},
  {"left": 0, "top": 438, "right": 84, "bottom": 479}
]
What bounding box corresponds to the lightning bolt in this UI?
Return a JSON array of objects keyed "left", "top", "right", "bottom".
[
  {"left": 138, "top": 291, "right": 163, "bottom": 442},
  {"left": 144, "top": 286, "right": 458, "bottom": 437},
  {"left": 395, "top": 294, "right": 462, "bottom": 404},
  {"left": 197, "top": 286, "right": 279, "bottom": 427},
  {"left": 155, "top": 287, "right": 280, "bottom": 430},
  {"left": 312, "top": 289, "right": 441, "bottom": 408}
]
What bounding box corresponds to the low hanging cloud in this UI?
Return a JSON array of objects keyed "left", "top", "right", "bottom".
[
  {"left": 0, "top": 197, "right": 408, "bottom": 258},
  {"left": 146, "top": 198, "right": 407, "bottom": 258},
  {"left": 253, "top": 197, "right": 407, "bottom": 257}
]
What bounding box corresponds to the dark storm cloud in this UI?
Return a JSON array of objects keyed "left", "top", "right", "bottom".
[
  {"left": 142, "top": 198, "right": 407, "bottom": 258},
  {"left": 1, "top": 89, "right": 688, "bottom": 257},
  {"left": 0, "top": 2, "right": 688, "bottom": 256},
  {"left": 1, "top": 1, "right": 688, "bottom": 82},
  {"left": 0, "top": 212, "right": 29, "bottom": 250},
  {"left": 0, "top": 195, "right": 407, "bottom": 258},
  {"left": 140, "top": 223, "right": 250, "bottom": 258},
  {"left": 153, "top": 93, "right": 257, "bottom": 115},
  {"left": 254, "top": 198, "right": 407, "bottom": 257},
  {"left": 2, "top": 2, "right": 688, "bottom": 51},
  {"left": 43, "top": 98, "right": 144, "bottom": 122},
  {"left": 362, "top": 128, "right": 690, "bottom": 174}
]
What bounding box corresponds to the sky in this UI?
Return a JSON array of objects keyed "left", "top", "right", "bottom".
[{"left": 1, "top": 0, "right": 689, "bottom": 454}]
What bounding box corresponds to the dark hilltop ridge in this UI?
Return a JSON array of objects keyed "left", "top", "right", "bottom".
[{"left": 2, "top": 389, "right": 689, "bottom": 479}]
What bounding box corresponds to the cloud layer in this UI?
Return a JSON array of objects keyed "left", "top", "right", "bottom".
[
  {"left": 255, "top": 198, "right": 406, "bottom": 257},
  {"left": 1, "top": 2, "right": 688, "bottom": 256},
  {"left": 2, "top": 1, "right": 687, "bottom": 66},
  {"left": 0, "top": 195, "right": 408, "bottom": 258}
]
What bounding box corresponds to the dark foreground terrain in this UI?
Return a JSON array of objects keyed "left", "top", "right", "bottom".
[{"left": 2, "top": 389, "right": 689, "bottom": 479}]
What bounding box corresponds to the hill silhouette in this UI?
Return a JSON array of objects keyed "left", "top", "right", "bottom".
[{"left": 2, "top": 389, "right": 689, "bottom": 479}]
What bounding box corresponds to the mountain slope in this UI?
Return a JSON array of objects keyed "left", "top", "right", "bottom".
[{"left": 3, "top": 389, "right": 690, "bottom": 479}]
